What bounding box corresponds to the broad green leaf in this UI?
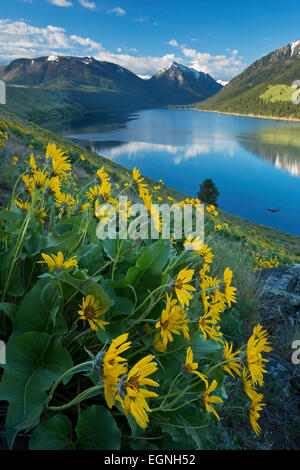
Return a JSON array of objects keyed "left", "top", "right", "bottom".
[
  {"left": 75, "top": 405, "right": 121, "bottom": 450},
  {"left": 14, "top": 278, "right": 67, "bottom": 336},
  {"left": 0, "top": 331, "right": 72, "bottom": 448},
  {"left": 0, "top": 302, "right": 18, "bottom": 325},
  {"left": 29, "top": 415, "right": 74, "bottom": 450},
  {"left": 57, "top": 271, "right": 112, "bottom": 309},
  {"left": 29, "top": 405, "right": 121, "bottom": 450},
  {"left": 75, "top": 244, "right": 104, "bottom": 274},
  {"left": 115, "top": 239, "right": 171, "bottom": 289}
]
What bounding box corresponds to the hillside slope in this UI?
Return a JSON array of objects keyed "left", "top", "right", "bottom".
[{"left": 195, "top": 39, "right": 300, "bottom": 119}]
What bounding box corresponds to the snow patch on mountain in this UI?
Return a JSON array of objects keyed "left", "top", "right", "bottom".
[
  {"left": 291, "top": 39, "right": 300, "bottom": 56},
  {"left": 47, "top": 55, "right": 59, "bottom": 62}
]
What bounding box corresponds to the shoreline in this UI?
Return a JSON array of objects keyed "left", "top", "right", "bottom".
[{"left": 189, "top": 108, "right": 300, "bottom": 123}]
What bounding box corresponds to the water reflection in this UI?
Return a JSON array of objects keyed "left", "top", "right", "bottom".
[
  {"left": 240, "top": 127, "right": 300, "bottom": 178},
  {"left": 71, "top": 138, "right": 237, "bottom": 166},
  {"left": 65, "top": 109, "right": 300, "bottom": 235}
]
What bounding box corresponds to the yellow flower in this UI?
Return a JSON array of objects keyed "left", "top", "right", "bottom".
[
  {"left": 38, "top": 251, "right": 78, "bottom": 272},
  {"left": 221, "top": 341, "right": 242, "bottom": 377},
  {"left": 97, "top": 167, "right": 110, "bottom": 185},
  {"left": 22, "top": 174, "right": 35, "bottom": 196},
  {"left": 184, "top": 347, "right": 208, "bottom": 385},
  {"left": 249, "top": 392, "right": 266, "bottom": 436},
  {"left": 102, "top": 333, "right": 131, "bottom": 408},
  {"left": 15, "top": 198, "right": 30, "bottom": 212},
  {"left": 174, "top": 268, "right": 195, "bottom": 307},
  {"left": 132, "top": 167, "right": 148, "bottom": 198},
  {"left": 242, "top": 368, "right": 256, "bottom": 400},
  {"left": 45, "top": 176, "right": 61, "bottom": 196},
  {"left": 246, "top": 325, "right": 272, "bottom": 386},
  {"left": 80, "top": 202, "right": 90, "bottom": 213},
  {"left": 117, "top": 355, "right": 159, "bottom": 429},
  {"left": 85, "top": 185, "right": 102, "bottom": 201},
  {"left": 78, "top": 295, "right": 109, "bottom": 331},
  {"left": 222, "top": 267, "right": 237, "bottom": 307},
  {"left": 32, "top": 169, "right": 48, "bottom": 190},
  {"left": 184, "top": 235, "right": 203, "bottom": 253},
  {"left": 55, "top": 192, "right": 76, "bottom": 217},
  {"left": 46, "top": 143, "right": 71, "bottom": 178},
  {"left": 202, "top": 379, "right": 223, "bottom": 421},
  {"left": 155, "top": 294, "right": 190, "bottom": 347},
  {"left": 152, "top": 333, "right": 167, "bottom": 352},
  {"left": 80, "top": 154, "right": 85, "bottom": 161},
  {"left": 198, "top": 312, "right": 223, "bottom": 342},
  {"left": 142, "top": 192, "right": 161, "bottom": 233},
  {"left": 29, "top": 153, "right": 37, "bottom": 172}
]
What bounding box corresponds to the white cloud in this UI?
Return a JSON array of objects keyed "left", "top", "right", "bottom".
[
  {"left": 78, "top": 0, "right": 96, "bottom": 9},
  {"left": 0, "top": 18, "right": 245, "bottom": 82},
  {"left": 49, "top": 0, "right": 73, "bottom": 7},
  {"left": 0, "top": 19, "right": 102, "bottom": 61},
  {"left": 108, "top": 7, "right": 126, "bottom": 16},
  {"left": 167, "top": 39, "right": 178, "bottom": 47}
]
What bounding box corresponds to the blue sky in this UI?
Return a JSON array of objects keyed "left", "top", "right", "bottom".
[{"left": 1, "top": 0, "right": 300, "bottom": 81}]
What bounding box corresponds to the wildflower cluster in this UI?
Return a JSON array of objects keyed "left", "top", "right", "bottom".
[{"left": 0, "top": 140, "right": 273, "bottom": 451}]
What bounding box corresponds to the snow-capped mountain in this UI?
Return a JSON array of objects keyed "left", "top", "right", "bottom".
[{"left": 148, "top": 61, "right": 222, "bottom": 105}]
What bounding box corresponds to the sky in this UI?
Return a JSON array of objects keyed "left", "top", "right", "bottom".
[{"left": 1, "top": 0, "right": 300, "bottom": 82}]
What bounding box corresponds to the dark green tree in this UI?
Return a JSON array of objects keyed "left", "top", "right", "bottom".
[{"left": 197, "top": 179, "right": 220, "bottom": 206}]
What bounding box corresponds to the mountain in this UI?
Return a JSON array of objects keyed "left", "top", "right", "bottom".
[
  {"left": 0, "top": 56, "right": 222, "bottom": 122},
  {"left": 195, "top": 39, "right": 300, "bottom": 119},
  {"left": 148, "top": 62, "right": 222, "bottom": 105}
]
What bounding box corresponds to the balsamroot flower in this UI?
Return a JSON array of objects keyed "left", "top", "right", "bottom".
[
  {"left": 246, "top": 325, "right": 272, "bottom": 386},
  {"left": 132, "top": 167, "right": 148, "bottom": 198},
  {"left": 38, "top": 251, "right": 78, "bottom": 272},
  {"left": 97, "top": 167, "right": 110, "bottom": 186},
  {"left": 221, "top": 341, "right": 242, "bottom": 377},
  {"left": 102, "top": 333, "right": 131, "bottom": 409},
  {"left": 198, "top": 311, "right": 223, "bottom": 342},
  {"left": 173, "top": 267, "right": 196, "bottom": 307},
  {"left": 46, "top": 143, "right": 71, "bottom": 178},
  {"left": 249, "top": 392, "right": 266, "bottom": 436},
  {"left": 184, "top": 347, "right": 208, "bottom": 385},
  {"left": 222, "top": 267, "right": 237, "bottom": 307},
  {"left": 78, "top": 295, "right": 109, "bottom": 331},
  {"left": 202, "top": 379, "right": 223, "bottom": 421},
  {"left": 117, "top": 355, "right": 159, "bottom": 429},
  {"left": 155, "top": 294, "right": 190, "bottom": 347}
]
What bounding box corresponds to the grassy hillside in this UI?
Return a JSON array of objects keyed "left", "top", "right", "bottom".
[
  {"left": 193, "top": 43, "right": 300, "bottom": 119},
  {"left": 4, "top": 85, "right": 87, "bottom": 123}
]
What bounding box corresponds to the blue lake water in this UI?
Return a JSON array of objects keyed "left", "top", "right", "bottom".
[{"left": 65, "top": 109, "right": 300, "bottom": 236}]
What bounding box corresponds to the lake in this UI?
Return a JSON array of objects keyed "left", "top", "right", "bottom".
[{"left": 62, "top": 108, "right": 300, "bottom": 236}]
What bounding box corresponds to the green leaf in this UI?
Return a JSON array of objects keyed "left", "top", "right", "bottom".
[
  {"left": 57, "top": 271, "right": 111, "bottom": 309},
  {"left": 29, "top": 405, "right": 121, "bottom": 450},
  {"left": 0, "top": 302, "right": 18, "bottom": 325},
  {"left": 75, "top": 405, "right": 121, "bottom": 450},
  {"left": 115, "top": 239, "right": 171, "bottom": 289},
  {"left": 44, "top": 231, "right": 78, "bottom": 252},
  {"left": 24, "top": 230, "right": 44, "bottom": 255},
  {"left": 75, "top": 244, "right": 104, "bottom": 274},
  {"left": 29, "top": 415, "right": 74, "bottom": 450},
  {"left": 14, "top": 278, "right": 67, "bottom": 336},
  {"left": 0, "top": 331, "right": 73, "bottom": 448}
]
